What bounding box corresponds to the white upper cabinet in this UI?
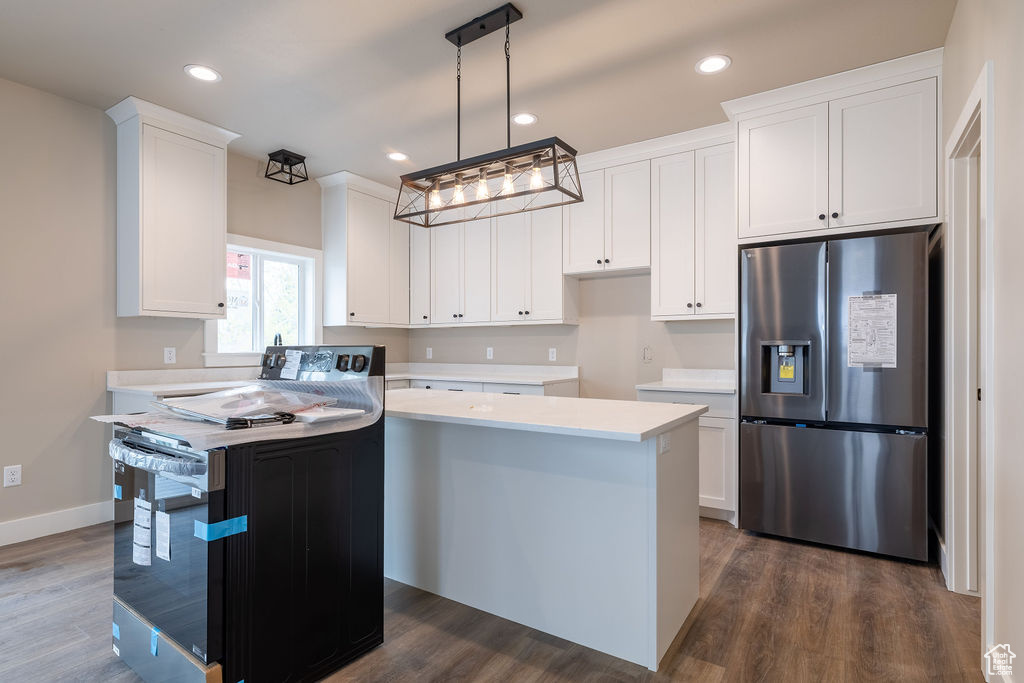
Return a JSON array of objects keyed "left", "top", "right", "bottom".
[
  {"left": 563, "top": 169, "right": 605, "bottom": 274},
  {"left": 563, "top": 162, "right": 651, "bottom": 275},
  {"left": 695, "top": 144, "right": 737, "bottom": 316},
  {"left": 651, "top": 143, "right": 736, "bottom": 320},
  {"left": 430, "top": 214, "right": 492, "bottom": 325},
  {"left": 491, "top": 206, "right": 577, "bottom": 325},
  {"left": 106, "top": 97, "right": 239, "bottom": 318},
  {"left": 319, "top": 172, "right": 409, "bottom": 327},
  {"left": 727, "top": 50, "right": 941, "bottom": 241},
  {"left": 738, "top": 104, "right": 828, "bottom": 239},
  {"left": 604, "top": 160, "right": 651, "bottom": 270},
  {"left": 828, "top": 78, "right": 937, "bottom": 229},
  {"left": 409, "top": 226, "right": 431, "bottom": 325}
]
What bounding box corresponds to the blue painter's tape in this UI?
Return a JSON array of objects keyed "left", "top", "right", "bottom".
[
  {"left": 113, "top": 485, "right": 122, "bottom": 500},
  {"left": 194, "top": 515, "right": 247, "bottom": 542},
  {"left": 150, "top": 627, "right": 160, "bottom": 656},
  {"left": 112, "top": 622, "right": 120, "bottom": 640}
]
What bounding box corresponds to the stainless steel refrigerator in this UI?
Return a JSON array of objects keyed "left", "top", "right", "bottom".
[{"left": 739, "top": 231, "right": 928, "bottom": 561}]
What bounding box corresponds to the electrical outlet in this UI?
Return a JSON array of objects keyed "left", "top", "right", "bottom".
[
  {"left": 163, "top": 347, "right": 177, "bottom": 364},
  {"left": 4, "top": 465, "right": 22, "bottom": 488},
  {"left": 641, "top": 345, "right": 654, "bottom": 364},
  {"left": 658, "top": 434, "right": 671, "bottom": 455},
  {"left": 548, "top": 348, "right": 557, "bottom": 362},
  {"left": 486, "top": 347, "right": 493, "bottom": 360},
  {"left": 426, "top": 347, "right": 433, "bottom": 360}
]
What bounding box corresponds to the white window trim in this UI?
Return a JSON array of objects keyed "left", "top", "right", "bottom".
[{"left": 204, "top": 234, "right": 323, "bottom": 367}]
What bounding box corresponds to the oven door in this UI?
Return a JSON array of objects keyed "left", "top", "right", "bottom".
[{"left": 112, "top": 437, "right": 226, "bottom": 664}]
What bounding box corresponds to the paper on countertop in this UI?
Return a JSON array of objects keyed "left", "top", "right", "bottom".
[
  {"left": 155, "top": 511, "right": 170, "bottom": 562},
  {"left": 133, "top": 497, "right": 152, "bottom": 566}
]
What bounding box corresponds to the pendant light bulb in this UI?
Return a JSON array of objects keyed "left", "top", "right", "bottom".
[
  {"left": 501, "top": 164, "right": 515, "bottom": 197},
  {"left": 452, "top": 174, "right": 465, "bottom": 205},
  {"left": 529, "top": 156, "right": 544, "bottom": 190},
  {"left": 476, "top": 171, "right": 490, "bottom": 200},
  {"left": 428, "top": 181, "right": 442, "bottom": 209}
]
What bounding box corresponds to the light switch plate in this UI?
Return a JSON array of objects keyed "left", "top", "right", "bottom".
[
  {"left": 426, "top": 347, "right": 433, "bottom": 360},
  {"left": 4, "top": 465, "right": 22, "bottom": 487},
  {"left": 163, "top": 347, "right": 176, "bottom": 364},
  {"left": 486, "top": 347, "right": 493, "bottom": 360},
  {"left": 548, "top": 348, "right": 557, "bottom": 362}
]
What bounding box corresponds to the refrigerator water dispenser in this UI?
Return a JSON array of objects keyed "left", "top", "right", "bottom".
[{"left": 762, "top": 341, "right": 810, "bottom": 395}]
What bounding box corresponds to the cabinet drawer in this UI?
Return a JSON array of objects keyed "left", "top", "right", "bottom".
[
  {"left": 635, "top": 389, "right": 736, "bottom": 418},
  {"left": 409, "top": 380, "right": 484, "bottom": 392},
  {"left": 481, "top": 382, "right": 545, "bottom": 396}
]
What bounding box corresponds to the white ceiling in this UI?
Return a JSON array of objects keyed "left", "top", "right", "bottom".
[{"left": 0, "top": 0, "right": 955, "bottom": 186}]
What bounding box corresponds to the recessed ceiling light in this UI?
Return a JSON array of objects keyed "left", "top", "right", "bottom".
[
  {"left": 184, "top": 64, "right": 222, "bottom": 82},
  {"left": 695, "top": 55, "right": 731, "bottom": 75},
  {"left": 387, "top": 151, "right": 409, "bottom": 162},
  {"left": 511, "top": 112, "right": 538, "bottom": 126}
]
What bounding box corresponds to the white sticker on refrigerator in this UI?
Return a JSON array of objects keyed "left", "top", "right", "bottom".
[
  {"left": 154, "top": 510, "right": 171, "bottom": 562},
  {"left": 132, "top": 497, "right": 152, "bottom": 566},
  {"left": 281, "top": 349, "right": 303, "bottom": 380},
  {"left": 848, "top": 294, "right": 897, "bottom": 368}
]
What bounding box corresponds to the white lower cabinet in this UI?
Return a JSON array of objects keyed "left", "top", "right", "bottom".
[
  {"left": 481, "top": 382, "right": 545, "bottom": 396},
  {"left": 410, "top": 379, "right": 484, "bottom": 392}
]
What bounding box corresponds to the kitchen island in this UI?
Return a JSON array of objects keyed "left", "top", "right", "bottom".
[{"left": 383, "top": 389, "right": 707, "bottom": 671}]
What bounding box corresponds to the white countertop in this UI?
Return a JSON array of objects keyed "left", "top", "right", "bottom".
[
  {"left": 635, "top": 368, "right": 736, "bottom": 394},
  {"left": 386, "top": 362, "right": 578, "bottom": 386},
  {"left": 385, "top": 388, "right": 707, "bottom": 442}
]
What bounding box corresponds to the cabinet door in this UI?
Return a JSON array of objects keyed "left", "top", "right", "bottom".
[
  {"left": 563, "top": 169, "right": 605, "bottom": 274},
  {"left": 698, "top": 416, "right": 736, "bottom": 512},
  {"left": 527, "top": 207, "right": 564, "bottom": 321},
  {"left": 650, "top": 152, "right": 696, "bottom": 317},
  {"left": 462, "top": 219, "right": 492, "bottom": 323},
  {"left": 491, "top": 213, "right": 529, "bottom": 322},
  {"left": 604, "top": 160, "right": 651, "bottom": 270},
  {"left": 388, "top": 219, "right": 409, "bottom": 325},
  {"left": 828, "top": 78, "right": 937, "bottom": 229},
  {"left": 430, "top": 223, "right": 462, "bottom": 323},
  {"left": 738, "top": 103, "right": 828, "bottom": 238},
  {"left": 409, "top": 226, "right": 431, "bottom": 325},
  {"left": 695, "top": 143, "right": 736, "bottom": 316},
  {"left": 141, "top": 124, "right": 226, "bottom": 315},
  {"left": 346, "top": 191, "right": 390, "bottom": 324}
]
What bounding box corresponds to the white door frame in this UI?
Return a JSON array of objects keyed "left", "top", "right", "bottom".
[{"left": 942, "top": 60, "right": 994, "bottom": 665}]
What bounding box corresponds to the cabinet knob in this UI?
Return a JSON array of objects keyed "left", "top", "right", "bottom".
[
  {"left": 423, "top": 315, "right": 428, "bottom": 320},
  {"left": 350, "top": 312, "right": 355, "bottom": 317},
  {"left": 218, "top": 302, "right": 225, "bottom": 308},
  {"left": 818, "top": 214, "right": 826, "bottom": 220},
  {"left": 518, "top": 311, "right": 523, "bottom": 315},
  {"left": 831, "top": 211, "right": 839, "bottom": 219},
  {"left": 524, "top": 311, "right": 530, "bottom": 315},
  {"left": 696, "top": 302, "right": 703, "bottom": 308},
  {"left": 596, "top": 259, "right": 602, "bottom": 264},
  {"left": 458, "top": 313, "right": 464, "bottom": 318},
  {"left": 604, "top": 258, "right": 610, "bottom": 264},
  {"left": 687, "top": 303, "right": 693, "bottom": 308},
  {"left": 453, "top": 314, "right": 458, "bottom": 318}
]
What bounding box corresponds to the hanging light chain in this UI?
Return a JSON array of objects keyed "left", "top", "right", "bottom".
[
  {"left": 505, "top": 19, "right": 511, "bottom": 149},
  {"left": 456, "top": 41, "right": 462, "bottom": 161}
]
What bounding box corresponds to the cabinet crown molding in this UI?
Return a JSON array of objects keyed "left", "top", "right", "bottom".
[
  {"left": 575, "top": 122, "right": 733, "bottom": 173},
  {"left": 105, "top": 96, "right": 240, "bottom": 147},
  {"left": 721, "top": 47, "right": 942, "bottom": 121},
  {"left": 316, "top": 170, "right": 397, "bottom": 199}
]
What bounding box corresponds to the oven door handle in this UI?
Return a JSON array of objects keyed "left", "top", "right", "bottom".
[{"left": 109, "top": 439, "right": 208, "bottom": 477}]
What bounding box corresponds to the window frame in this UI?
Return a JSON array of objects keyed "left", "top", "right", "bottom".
[{"left": 203, "top": 234, "right": 323, "bottom": 367}]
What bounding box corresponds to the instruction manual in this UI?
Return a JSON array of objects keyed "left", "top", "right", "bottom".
[
  {"left": 848, "top": 294, "right": 897, "bottom": 368},
  {"left": 133, "top": 497, "right": 152, "bottom": 566}
]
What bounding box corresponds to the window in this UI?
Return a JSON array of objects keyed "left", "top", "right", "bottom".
[{"left": 204, "top": 235, "right": 322, "bottom": 366}]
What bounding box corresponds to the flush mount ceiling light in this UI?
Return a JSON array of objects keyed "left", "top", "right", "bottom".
[
  {"left": 387, "top": 151, "right": 409, "bottom": 161},
  {"left": 184, "top": 64, "right": 222, "bottom": 82},
  {"left": 394, "top": 3, "right": 582, "bottom": 229},
  {"left": 511, "top": 112, "right": 537, "bottom": 125},
  {"left": 265, "top": 149, "right": 309, "bottom": 185},
  {"left": 695, "top": 55, "right": 731, "bottom": 74}
]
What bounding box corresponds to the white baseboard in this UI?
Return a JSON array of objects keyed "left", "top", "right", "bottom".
[
  {"left": 0, "top": 500, "right": 113, "bottom": 547},
  {"left": 699, "top": 506, "right": 738, "bottom": 526}
]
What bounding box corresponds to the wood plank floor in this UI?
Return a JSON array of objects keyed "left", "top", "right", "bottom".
[{"left": 0, "top": 520, "right": 981, "bottom": 682}]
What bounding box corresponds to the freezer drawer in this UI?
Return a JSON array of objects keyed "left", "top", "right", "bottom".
[
  {"left": 739, "top": 422, "right": 927, "bottom": 560},
  {"left": 827, "top": 232, "right": 928, "bottom": 428}
]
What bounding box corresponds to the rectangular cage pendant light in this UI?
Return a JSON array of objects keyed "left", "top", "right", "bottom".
[
  {"left": 394, "top": 137, "right": 581, "bottom": 228},
  {"left": 393, "top": 4, "right": 583, "bottom": 228}
]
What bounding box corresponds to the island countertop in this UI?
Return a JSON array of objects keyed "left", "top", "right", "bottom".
[{"left": 384, "top": 388, "right": 707, "bottom": 442}]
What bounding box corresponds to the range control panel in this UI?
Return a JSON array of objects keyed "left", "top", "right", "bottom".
[{"left": 258, "top": 345, "right": 385, "bottom": 380}]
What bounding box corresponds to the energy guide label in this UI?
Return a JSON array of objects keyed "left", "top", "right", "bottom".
[{"left": 848, "top": 294, "right": 897, "bottom": 368}]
